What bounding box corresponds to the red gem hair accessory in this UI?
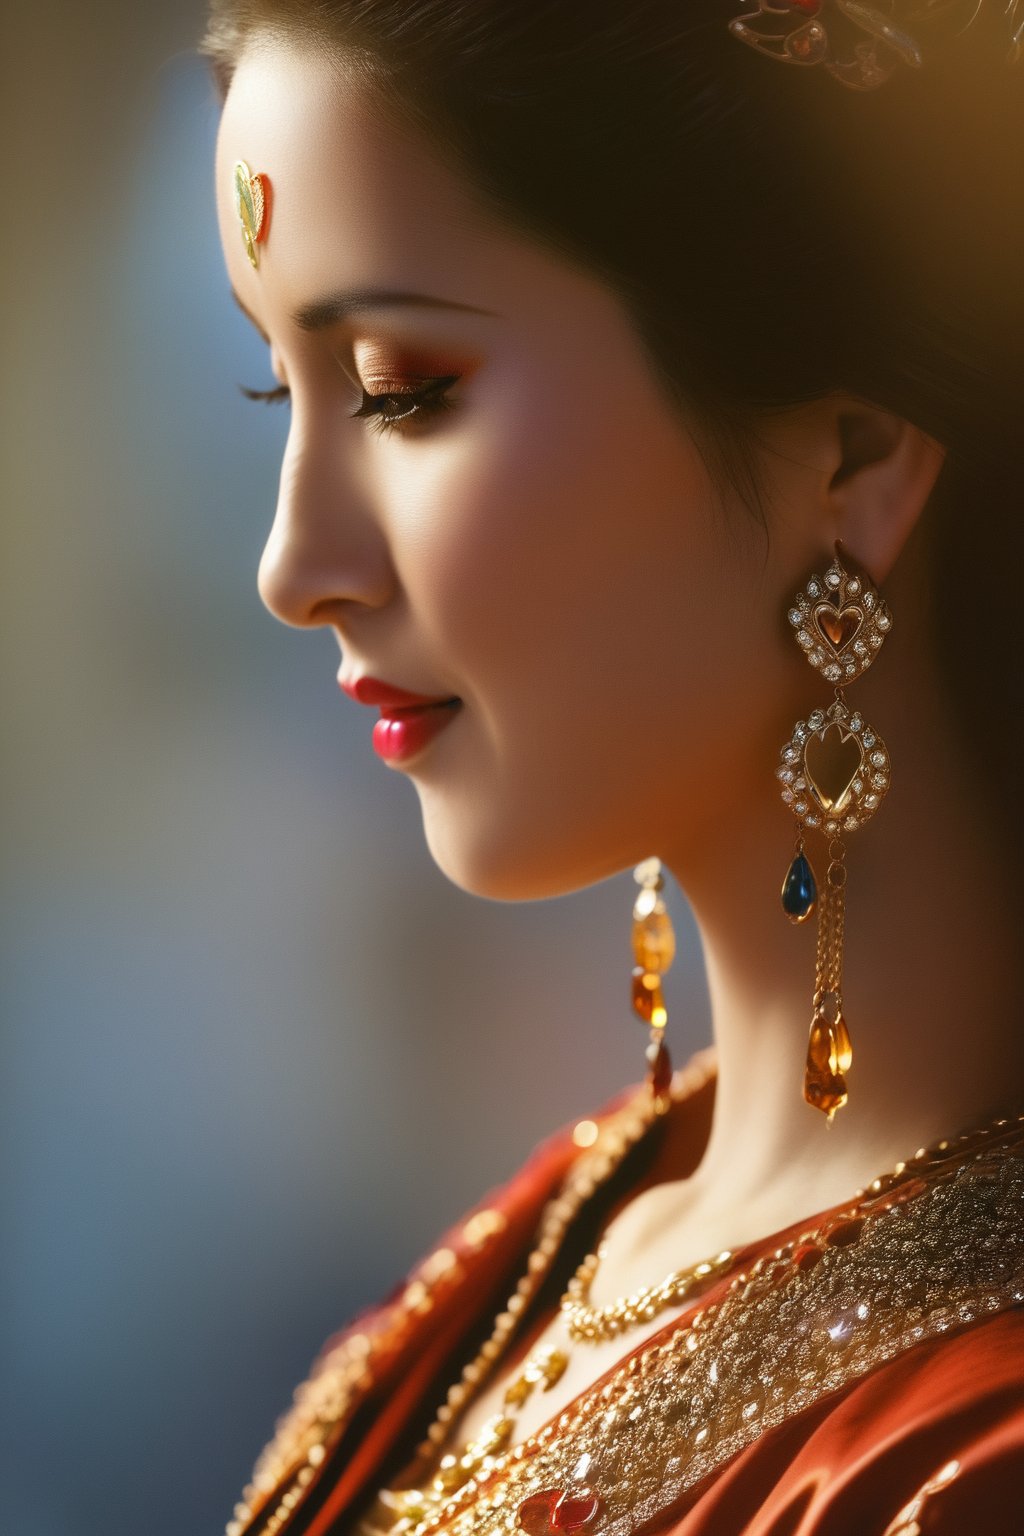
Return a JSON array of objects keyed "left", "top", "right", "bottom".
[{"left": 728, "top": 0, "right": 1024, "bottom": 90}]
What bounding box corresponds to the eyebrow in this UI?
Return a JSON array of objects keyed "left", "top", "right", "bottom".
[{"left": 231, "top": 287, "right": 498, "bottom": 340}]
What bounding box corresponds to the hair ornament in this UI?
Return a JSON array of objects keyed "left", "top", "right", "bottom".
[
  {"left": 233, "top": 160, "right": 269, "bottom": 270},
  {"left": 728, "top": 0, "right": 1023, "bottom": 89}
]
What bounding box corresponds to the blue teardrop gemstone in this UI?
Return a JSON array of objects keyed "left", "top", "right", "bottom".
[{"left": 781, "top": 851, "right": 817, "bottom": 923}]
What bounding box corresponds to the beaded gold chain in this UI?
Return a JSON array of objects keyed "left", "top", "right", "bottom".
[
  {"left": 561, "top": 1244, "right": 735, "bottom": 1344},
  {"left": 363, "top": 1095, "right": 1024, "bottom": 1536},
  {"left": 378, "top": 1240, "right": 737, "bottom": 1532},
  {"left": 410, "top": 1086, "right": 668, "bottom": 1469},
  {"left": 359, "top": 1072, "right": 680, "bottom": 1536}
]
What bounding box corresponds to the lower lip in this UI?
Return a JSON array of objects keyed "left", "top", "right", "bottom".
[{"left": 371, "top": 700, "right": 462, "bottom": 764}]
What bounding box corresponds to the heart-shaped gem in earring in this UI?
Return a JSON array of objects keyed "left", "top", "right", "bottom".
[
  {"left": 803, "top": 722, "right": 863, "bottom": 814},
  {"left": 778, "top": 700, "right": 889, "bottom": 835},
  {"left": 812, "top": 602, "right": 862, "bottom": 654},
  {"left": 786, "top": 544, "right": 891, "bottom": 686}
]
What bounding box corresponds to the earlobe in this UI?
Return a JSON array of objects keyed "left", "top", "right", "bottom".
[{"left": 825, "top": 405, "right": 947, "bottom": 585}]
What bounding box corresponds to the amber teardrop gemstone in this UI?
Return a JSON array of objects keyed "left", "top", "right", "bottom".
[
  {"left": 631, "top": 967, "right": 667, "bottom": 1028},
  {"left": 631, "top": 904, "right": 676, "bottom": 973},
  {"left": 804, "top": 1014, "right": 848, "bottom": 1118}
]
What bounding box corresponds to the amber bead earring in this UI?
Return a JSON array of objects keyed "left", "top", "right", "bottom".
[
  {"left": 777, "top": 541, "right": 893, "bottom": 1121},
  {"left": 630, "top": 857, "right": 676, "bottom": 1111}
]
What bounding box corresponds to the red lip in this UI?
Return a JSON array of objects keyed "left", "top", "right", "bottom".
[{"left": 339, "top": 675, "right": 459, "bottom": 710}]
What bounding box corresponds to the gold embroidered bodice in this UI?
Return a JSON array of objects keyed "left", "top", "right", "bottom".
[
  {"left": 358, "top": 1119, "right": 1024, "bottom": 1536},
  {"left": 225, "top": 1063, "right": 1024, "bottom": 1536}
]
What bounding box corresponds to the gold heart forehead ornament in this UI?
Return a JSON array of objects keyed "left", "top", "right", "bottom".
[{"left": 232, "top": 160, "right": 270, "bottom": 270}]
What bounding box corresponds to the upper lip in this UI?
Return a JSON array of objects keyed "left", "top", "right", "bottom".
[{"left": 339, "top": 674, "right": 460, "bottom": 710}]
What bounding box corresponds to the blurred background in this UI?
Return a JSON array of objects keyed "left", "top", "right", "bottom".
[{"left": 2, "top": 6, "right": 711, "bottom": 1535}]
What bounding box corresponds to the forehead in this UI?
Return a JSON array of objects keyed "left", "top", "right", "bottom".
[{"left": 215, "top": 36, "right": 519, "bottom": 323}]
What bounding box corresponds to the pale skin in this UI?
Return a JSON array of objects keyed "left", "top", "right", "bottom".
[{"left": 215, "top": 36, "right": 1024, "bottom": 1453}]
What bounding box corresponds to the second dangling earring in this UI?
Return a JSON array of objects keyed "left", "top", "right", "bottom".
[
  {"left": 777, "top": 539, "right": 893, "bottom": 1122},
  {"left": 629, "top": 857, "right": 677, "bottom": 1113}
]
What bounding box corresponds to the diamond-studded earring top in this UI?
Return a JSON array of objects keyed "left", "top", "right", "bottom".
[{"left": 777, "top": 540, "right": 893, "bottom": 1121}]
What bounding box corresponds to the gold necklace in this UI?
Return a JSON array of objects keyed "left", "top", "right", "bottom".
[
  {"left": 408, "top": 1082, "right": 668, "bottom": 1470},
  {"left": 402, "top": 1049, "right": 721, "bottom": 1480},
  {"left": 229, "top": 1055, "right": 695, "bottom": 1536},
  {"left": 561, "top": 1243, "right": 735, "bottom": 1344},
  {"left": 365, "top": 1094, "right": 1024, "bottom": 1536},
  {"left": 378, "top": 1243, "right": 737, "bottom": 1530}
]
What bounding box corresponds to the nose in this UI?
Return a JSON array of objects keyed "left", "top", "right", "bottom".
[{"left": 256, "top": 419, "right": 395, "bottom": 629}]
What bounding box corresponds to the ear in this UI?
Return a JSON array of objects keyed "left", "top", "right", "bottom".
[{"left": 823, "top": 398, "right": 947, "bottom": 584}]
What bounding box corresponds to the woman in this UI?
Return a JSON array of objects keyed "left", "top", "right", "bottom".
[{"left": 202, "top": 3, "right": 1024, "bottom": 1533}]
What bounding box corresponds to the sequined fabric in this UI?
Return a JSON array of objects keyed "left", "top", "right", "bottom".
[
  {"left": 406, "top": 1147, "right": 1024, "bottom": 1536},
  {"left": 226, "top": 1058, "right": 1024, "bottom": 1536}
]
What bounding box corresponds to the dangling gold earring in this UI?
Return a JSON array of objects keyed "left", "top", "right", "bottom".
[
  {"left": 777, "top": 539, "right": 893, "bottom": 1122},
  {"left": 630, "top": 857, "right": 676, "bottom": 1112}
]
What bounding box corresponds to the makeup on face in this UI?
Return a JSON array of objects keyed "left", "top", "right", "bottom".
[
  {"left": 371, "top": 700, "right": 463, "bottom": 764},
  {"left": 339, "top": 676, "right": 463, "bottom": 766}
]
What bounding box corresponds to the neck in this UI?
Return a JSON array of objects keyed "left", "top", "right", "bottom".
[{"left": 664, "top": 632, "right": 1023, "bottom": 1227}]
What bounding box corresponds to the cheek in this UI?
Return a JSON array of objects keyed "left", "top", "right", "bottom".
[
  {"left": 409, "top": 369, "right": 718, "bottom": 718},
  {"left": 392, "top": 352, "right": 793, "bottom": 898}
]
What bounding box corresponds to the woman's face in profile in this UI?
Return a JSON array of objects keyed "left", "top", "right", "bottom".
[{"left": 215, "top": 37, "right": 813, "bottom": 900}]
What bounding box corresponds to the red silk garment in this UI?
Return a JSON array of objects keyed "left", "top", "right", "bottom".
[{"left": 227, "top": 1053, "right": 1024, "bottom": 1536}]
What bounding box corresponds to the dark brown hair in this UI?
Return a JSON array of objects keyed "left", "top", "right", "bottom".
[{"left": 202, "top": 2, "right": 1023, "bottom": 828}]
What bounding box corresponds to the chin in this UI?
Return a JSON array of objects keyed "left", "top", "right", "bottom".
[
  {"left": 420, "top": 810, "right": 552, "bottom": 901},
  {"left": 416, "top": 789, "right": 622, "bottom": 904}
]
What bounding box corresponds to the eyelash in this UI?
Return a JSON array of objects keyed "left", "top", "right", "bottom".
[{"left": 238, "top": 375, "right": 461, "bottom": 436}]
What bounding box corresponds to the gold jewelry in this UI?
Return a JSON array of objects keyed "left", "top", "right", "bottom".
[
  {"left": 777, "top": 540, "right": 893, "bottom": 1120},
  {"left": 378, "top": 1345, "right": 570, "bottom": 1531},
  {"left": 561, "top": 1244, "right": 735, "bottom": 1343},
  {"left": 411, "top": 1090, "right": 664, "bottom": 1458},
  {"left": 366, "top": 1098, "right": 1024, "bottom": 1536},
  {"left": 357, "top": 1087, "right": 666, "bottom": 1536},
  {"left": 232, "top": 159, "right": 269, "bottom": 270},
  {"left": 629, "top": 858, "right": 676, "bottom": 1112},
  {"left": 378, "top": 1234, "right": 735, "bottom": 1536}
]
